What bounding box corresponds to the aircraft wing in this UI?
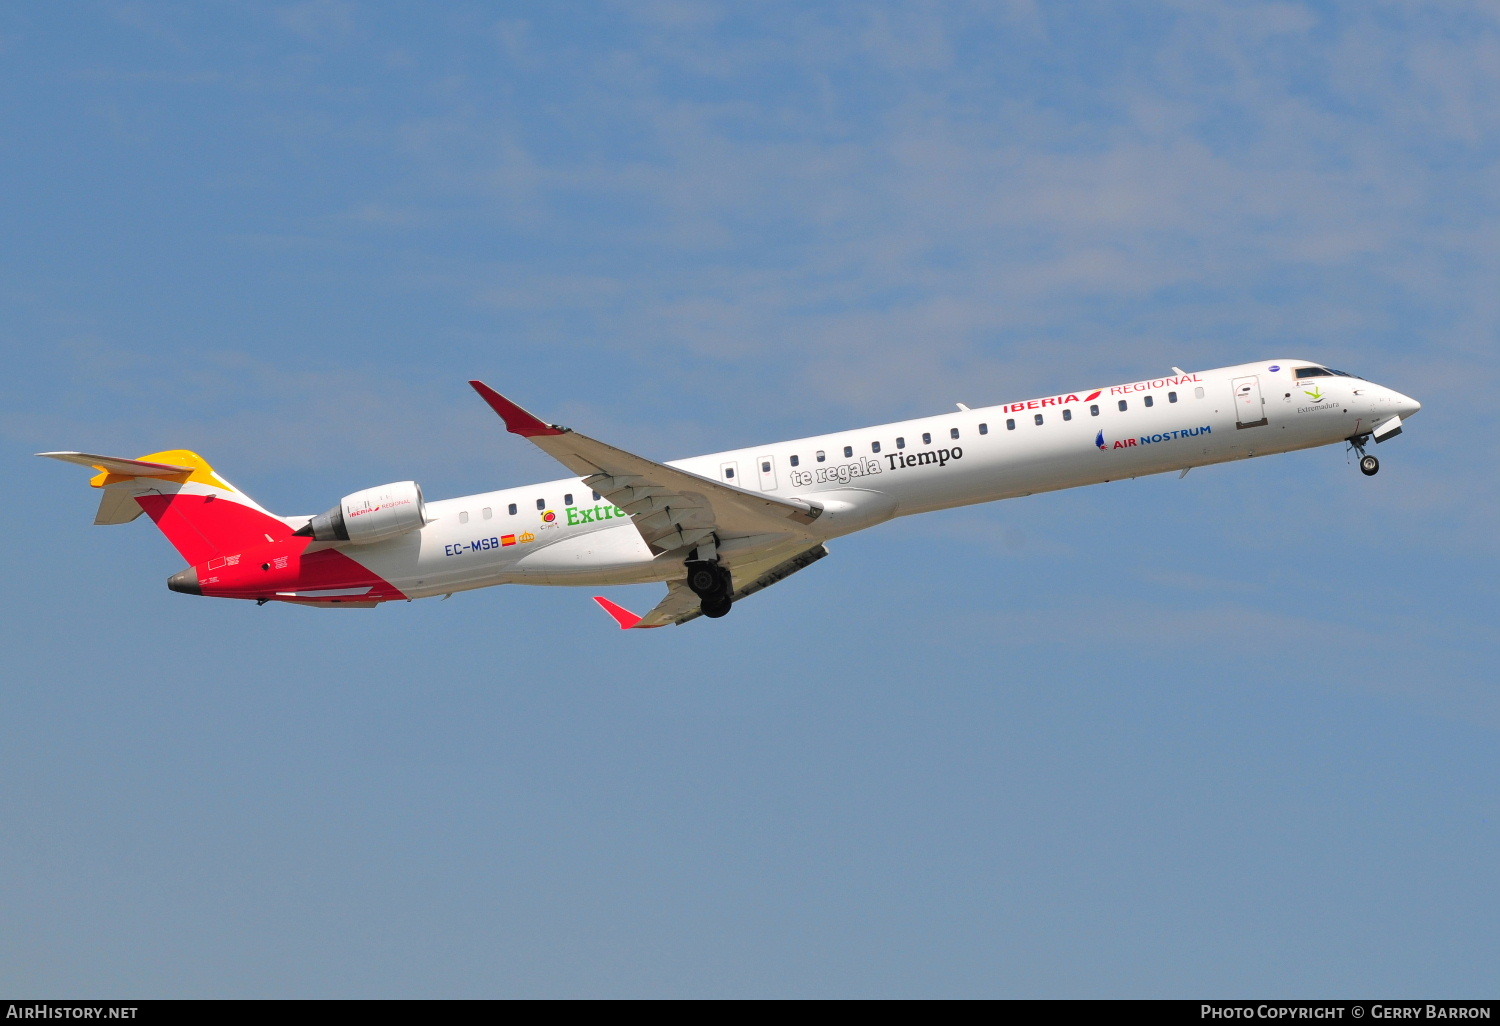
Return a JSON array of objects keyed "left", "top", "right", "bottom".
[
  {"left": 595, "top": 543, "right": 830, "bottom": 629},
  {"left": 470, "top": 381, "right": 822, "bottom": 557}
]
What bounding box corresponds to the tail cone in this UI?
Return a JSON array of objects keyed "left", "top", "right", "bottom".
[{"left": 167, "top": 567, "right": 201, "bottom": 596}]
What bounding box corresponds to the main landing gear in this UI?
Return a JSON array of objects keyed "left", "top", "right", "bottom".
[
  {"left": 1348, "top": 434, "right": 1379, "bottom": 476},
  {"left": 686, "top": 559, "right": 734, "bottom": 618}
]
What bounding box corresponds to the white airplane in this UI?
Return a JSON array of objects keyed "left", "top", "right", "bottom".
[{"left": 39, "top": 358, "right": 1420, "bottom": 628}]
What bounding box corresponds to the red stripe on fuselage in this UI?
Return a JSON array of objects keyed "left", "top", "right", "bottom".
[{"left": 193, "top": 536, "right": 406, "bottom": 604}]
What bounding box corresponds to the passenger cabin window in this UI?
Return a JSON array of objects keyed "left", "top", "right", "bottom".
[
  {"left": 761, "top": 460, "right": 771, "bottom": 473},
  {"left": 790, "top": 455, "right": 800, "bottom": 467},
  {"left": 1194, "top": 387, "right": 1205, "bottom": 399},
  {"left": 592, "top": 491, "right": 600, "bottom": 501},
  {"left": 482, "top": 507, "right": 492, "bottom": 519},
  {"left": 459, "top": 511, "right": 469, "bottom": 524},
  {"left": 508, "top": 503, "right": 517, "bottom": 516},
  {"left": 950, "top": 427, "right": 960, "bottom": 440},
  {"left": 1034, "top": 413, "right": 1044, "bottom": 426},
  {"left": 564, "top": 493, "right": 574, "bottom": 506},
  {"left": 536, "top": 498, "right": 545, "bottom": 511},
  {"left": 979, "top": 423, "right": 988, "bottom": 435},
  {"left": 1144, "top": 395, "right": 1154, "bottom": 408},
  {"left": 724, "top": 467, "right": 735, "bottom": 479},
  {"left": 1168, "top": 392, "right": 1178, "bottom": 403},
  {"left": 871, "top": 442, "right": 881, "bottom": 454},
  {"left": 816, "top": 450, "right": 826, "bottom": 463},
  {"left": 1062, "top": 409, "right": 1072, "bottom": 421},
  {"left": 896, "top": 436, "right": 906, "bottom": 449},
  {"left": 922, "top": 432, "right": 932, "bottom": 445},
  {"left": 1118, "top": 400, "right": 1128, "bottom": 411},
  {"left": 1090, "top": 404, "right": 1100, "bottom": 416},
  {"left": 843, "top": 445, "right": 853, "bottom": 458},
  {"left": 1006, "top": 418, "right": 1016, "bottom": 430}
]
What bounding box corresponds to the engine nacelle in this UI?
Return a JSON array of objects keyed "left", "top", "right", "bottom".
[{"left": 300, "top": 481, "right": 427, "bottom": 545}]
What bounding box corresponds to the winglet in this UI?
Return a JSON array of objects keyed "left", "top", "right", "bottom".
[
  {"left": 593, "top": 595, "right": 644, "bottom": 630},
  {"left": 468, "top": 381, "right": 566, "bottom": 437}
]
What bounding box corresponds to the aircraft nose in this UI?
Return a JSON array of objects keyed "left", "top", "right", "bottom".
[
  {"left": 167, "top": 567, "right": 201, "bottom": 595},
  {"left": 1390, "top": 389, "right": 1422, "bottom": 419}
]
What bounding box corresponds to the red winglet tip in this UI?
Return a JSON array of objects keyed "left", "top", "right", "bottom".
[
  {"left": 593, "top": 595, "right": 643, "bottom": 630},
  {"left": 468, "top": 381, "right": 565, "bottom": 437}
]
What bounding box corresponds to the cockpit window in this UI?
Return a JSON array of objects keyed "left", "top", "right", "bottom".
[{"left": 1295, "top": 366, "right": 1362, "bottom": 380}]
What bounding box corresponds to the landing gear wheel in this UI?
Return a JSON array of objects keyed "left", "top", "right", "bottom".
[
  {"left": 686, "top": 560, "right": 731, "bottom": 599},
  {"left": 687, "top": 559, "right": 733, "bottom": 617},
  {"left": 687, "top": 564, "right": 722, "bottom": 596},
  {"left": 1359, "top": 454, "right": 1379, "bottom": 476}
]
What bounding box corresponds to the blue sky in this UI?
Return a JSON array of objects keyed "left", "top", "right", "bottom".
[{"left": 3, "top": 1, "right": 1497, "bottom": 998}]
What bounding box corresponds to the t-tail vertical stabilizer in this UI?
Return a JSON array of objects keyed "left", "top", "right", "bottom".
[{"left": 36, "top": 450, "right": 294, "bottom": 565}]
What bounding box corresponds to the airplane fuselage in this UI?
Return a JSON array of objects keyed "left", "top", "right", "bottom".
[{"left": 177, "top": 358, "right": 1420, "bottom": 607}]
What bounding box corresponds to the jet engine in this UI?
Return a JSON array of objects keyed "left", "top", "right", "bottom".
[{"left": 298, "top": 481, "right": 428, "bottom": 545}]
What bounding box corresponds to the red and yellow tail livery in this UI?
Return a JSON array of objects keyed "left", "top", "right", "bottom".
[{"left": 38, "top": 449, "right": 405, "bottom": 608}]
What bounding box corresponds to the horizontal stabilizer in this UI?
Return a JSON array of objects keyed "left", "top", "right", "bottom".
[
  {"left": 37, "top": 449, "right": 287, "bottom": 561},
  {"left": 39, "top": 451, "right": 203, "bottom": 526},
  {"left": 37, "top": 451, "right": 195, "bottom": 481}
]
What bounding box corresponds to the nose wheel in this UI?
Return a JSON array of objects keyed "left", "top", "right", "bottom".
[
  {"left": 1347, "top": 434, "right": 1379, "bottom": 476},
  {"left": 686, "top": 560, "right": 734, "bottom": 618}
]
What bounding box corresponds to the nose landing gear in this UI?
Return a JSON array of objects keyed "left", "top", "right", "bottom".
[
  {"left": 1347, "top": 434, "right": 1379, "bottom": 476},
  {"left": 686, "top": 559, "right": 734, "bottom": 618}
]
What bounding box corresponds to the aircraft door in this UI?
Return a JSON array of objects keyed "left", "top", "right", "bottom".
[
  {"left": 1232, "top": 375, "right": 1268, "bottom": 428},
  {"left": 756, "top": 454, "right": 777, "bottom": 491}
]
